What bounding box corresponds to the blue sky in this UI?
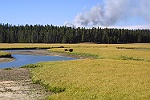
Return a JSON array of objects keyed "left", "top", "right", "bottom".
[
  {"left": 0, "top": 0, "right": 149, "bottom": 29},
  {"left": 0, "top": 0, "right": 100, "bottom": 25}
]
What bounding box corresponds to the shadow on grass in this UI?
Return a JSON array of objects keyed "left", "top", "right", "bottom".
[
  {"left": 119, "top": 55, "right": 144, "bottom": 61},
  {"left": 33, "top": 79, "right": 66, "bottom": 93}
]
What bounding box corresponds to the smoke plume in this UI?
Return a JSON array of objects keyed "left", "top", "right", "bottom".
[{"left": 71, "top": 0, "right": 150, "bottom": 27}]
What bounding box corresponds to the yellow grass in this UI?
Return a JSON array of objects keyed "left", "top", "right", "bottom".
[
  {"left": 31, "top": 59, "right": 150, "bottom": 100},
  {"left": 49, "top": 43, "right": 150, "bottom": 61},
  {"left": 0, "top": 43, "right": 150, "bottom": 99},
  {"left": 0, "top": 43, "right": 77, "bottom": 49},
  {"left": 0, "top": 51, "right": 11, "bottom": 57}
]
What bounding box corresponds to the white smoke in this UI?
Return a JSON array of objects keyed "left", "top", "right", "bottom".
[
  {"left": 67, "top": 0, "right": 150, "bottom": 27},
  {"left": 64, "top": 21, "right": 76, "bottom": 28},
  {"left": 138, "top": 0, "right": 150, "bottom": 22}
]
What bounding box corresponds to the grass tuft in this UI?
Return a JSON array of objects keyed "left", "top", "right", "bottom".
[
  {"left": 0, "top": 51, "right": 12, "bottom": 58},
  {"left": 33, "top": 79, "right": 66, "bottom": 93},
  {"left": 3, "top": 68, "right": 12, "bottom": 70},
  {"left": 68, "top": 52, "right": 100, "bottom": 59},
  {"left": 119, "top": 55, "right": 144, "bottom": 61},
  {"left": 21, "top": 64, "right": 43, "bottom": 68}
]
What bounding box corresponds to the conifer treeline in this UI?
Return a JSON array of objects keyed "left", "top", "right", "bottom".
[{"left": 0, "top": 23, "right": 150, "bottom": 43}]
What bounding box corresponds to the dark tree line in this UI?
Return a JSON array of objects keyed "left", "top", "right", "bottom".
[{"left": 0, "top": 23, "right": 150, "bottom": 43}]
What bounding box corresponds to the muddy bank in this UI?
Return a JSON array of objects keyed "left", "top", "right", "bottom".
[
  {"left": 9, "top": 49, "right": 83, "bottom": 59},
  {"left": 0, "top": 58, "right": 14, "bottom": 63},
  {"left": 0, "top": 49, "right": 76, "bottom": 63},
  {"left": 0, "top": 68, "right": 51, "bottom": 100},
  {"left": 0, "top": 49, "right": 81, "bottom": 99}
]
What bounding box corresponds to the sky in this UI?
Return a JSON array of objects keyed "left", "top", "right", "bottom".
[{"left": 0, "top": 0, "right": 150, "bottom": 29}]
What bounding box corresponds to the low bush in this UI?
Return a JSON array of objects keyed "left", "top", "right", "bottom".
[
  {"left": 21, "top": 64, "right": 42, "bottom": 68},
  {"left": 33, "top": 79, "right": 66, "bottom": 93},
  {"left": 33, "top": 79, "right": 42, "bottom": 84},
  {"left": 116, "top": 47, "right": 150, "bottom": 50},
  {"left": 0, "top": 53, "right": 12, "bottom": 58},
  {"left": 44, "top": 84, "right": 66, "bottom": 93},
  {"left": 3, "top": 68, "right": 12, "bottom": 70},
  {"left": 119, "top": 55, "right": 144, "bottom": 61},
  {"left": 68, "top": 52, "right": 100, "bottom": 59}
]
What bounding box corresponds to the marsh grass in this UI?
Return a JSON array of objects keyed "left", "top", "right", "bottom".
[
  {"left": 32, "top": 79, "right": 66, "bottom": 93},
  {"left": 3, "top": 68, "right": 12, "bottom": 70},
  {"left": 1, "top": 43, "right": 150, "bottom": 99},
  {"left": 0, "top": 51, "right": 12, "bottom": 58},
  {"left": 31, "top": 59, "right": 150, "bottom": 100},
  {"left": 0, "top": 43, "right": 69, "bottom": 50},
  {"left": 116, "top": 46, "right": 150, "bottom": 50},
  {"left": 119, "top": 55, "right": 144, "bottom": 61},
  {"left": 68, "top": 52, "right": 100, "bottom": 59},
  {"left": 49, "top": 48, "right": 100, "bottom": 58},
  {"left": 49, "top": 43, "right": 150, "bottom": 61},
  {"left": 21, "top": 64, "right": 42, "bottom": 68}
]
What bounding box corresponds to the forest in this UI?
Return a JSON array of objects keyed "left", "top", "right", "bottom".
[{"left": 0, "top": 23, "right": 150, "bottom": 43}]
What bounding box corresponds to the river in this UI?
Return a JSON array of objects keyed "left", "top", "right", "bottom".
[{"left": 0, "top": 50, "right": 76, "bottom": 68}]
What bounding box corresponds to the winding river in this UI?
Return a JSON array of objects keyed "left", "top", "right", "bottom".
[{"left": 0, "top": 50, "right": 76, "bottom": 68}]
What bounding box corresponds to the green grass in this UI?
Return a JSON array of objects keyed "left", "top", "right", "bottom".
[
  {"left": 3, "top": 68, "right": 12, "bottom": 70},
  {"left": 68, "top": 52, "right": 100, "bottom": 59},
  {"left": 119, "top": 55, "right": 144, "bottom": 61},
  {"left": 32, "top": 79, "right": 66, "bottom": 93},
  {"left": 21, "top": 64, "right": 43, "bottom": 68}
]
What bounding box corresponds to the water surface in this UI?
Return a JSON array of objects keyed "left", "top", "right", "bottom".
[{"left": 0, "top": 53, "right": 75, "bottom": 68}]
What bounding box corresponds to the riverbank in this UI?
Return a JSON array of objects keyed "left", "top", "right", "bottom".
[
  {"left": 0, "top": 49, "right": 80, "bottom": 63},
  {"left": 0, "top": 51, "right": 14, "bottom": 62},
  {"left": 8, "top": 49, "right": 85, "bottom": 59},
  {"left": 0, "top": 68, "right": 51, "bottom": 100},
  {"left": 0, "top": 58, "right": 14, "bottom": 62},
  {"left": 0, "top": 49, "right": 80, "bottom": 99},
  {"left": 0, "top": 49, "right": 71, "bottom": 100}
]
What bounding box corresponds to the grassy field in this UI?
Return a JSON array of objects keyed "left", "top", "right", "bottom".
[
  {"left": 0, "top": 43, "right": 150, "bottom": 99},
  {"left": 31, "top": 59, "right": 150, "bottom": 100}
]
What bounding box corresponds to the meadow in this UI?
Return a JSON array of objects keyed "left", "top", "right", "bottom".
[{"left": 0, "top": 43, "right": 150, "bottom": 100}]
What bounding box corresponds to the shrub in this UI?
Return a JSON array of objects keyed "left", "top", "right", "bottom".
[
  {"left": 0, "top": 53, "right": 12, "bottom": 58},
  {"left": 47, "top": 86, "right": 66, "bottom": 93},
  {"left": 119, "top": 55, "right": 144, "bottom": 61},
  {"left": 33, "top": 79, "right": 42, "bottom": 84},
  {"left": 33, "top": 79, "right": 66, "bottom": 93},
  {"left": 21, "top": 64, "right": 42, "bottom": 68},
  {"left": 3, "top": 68, "right": 12, "bottom": 70}
]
